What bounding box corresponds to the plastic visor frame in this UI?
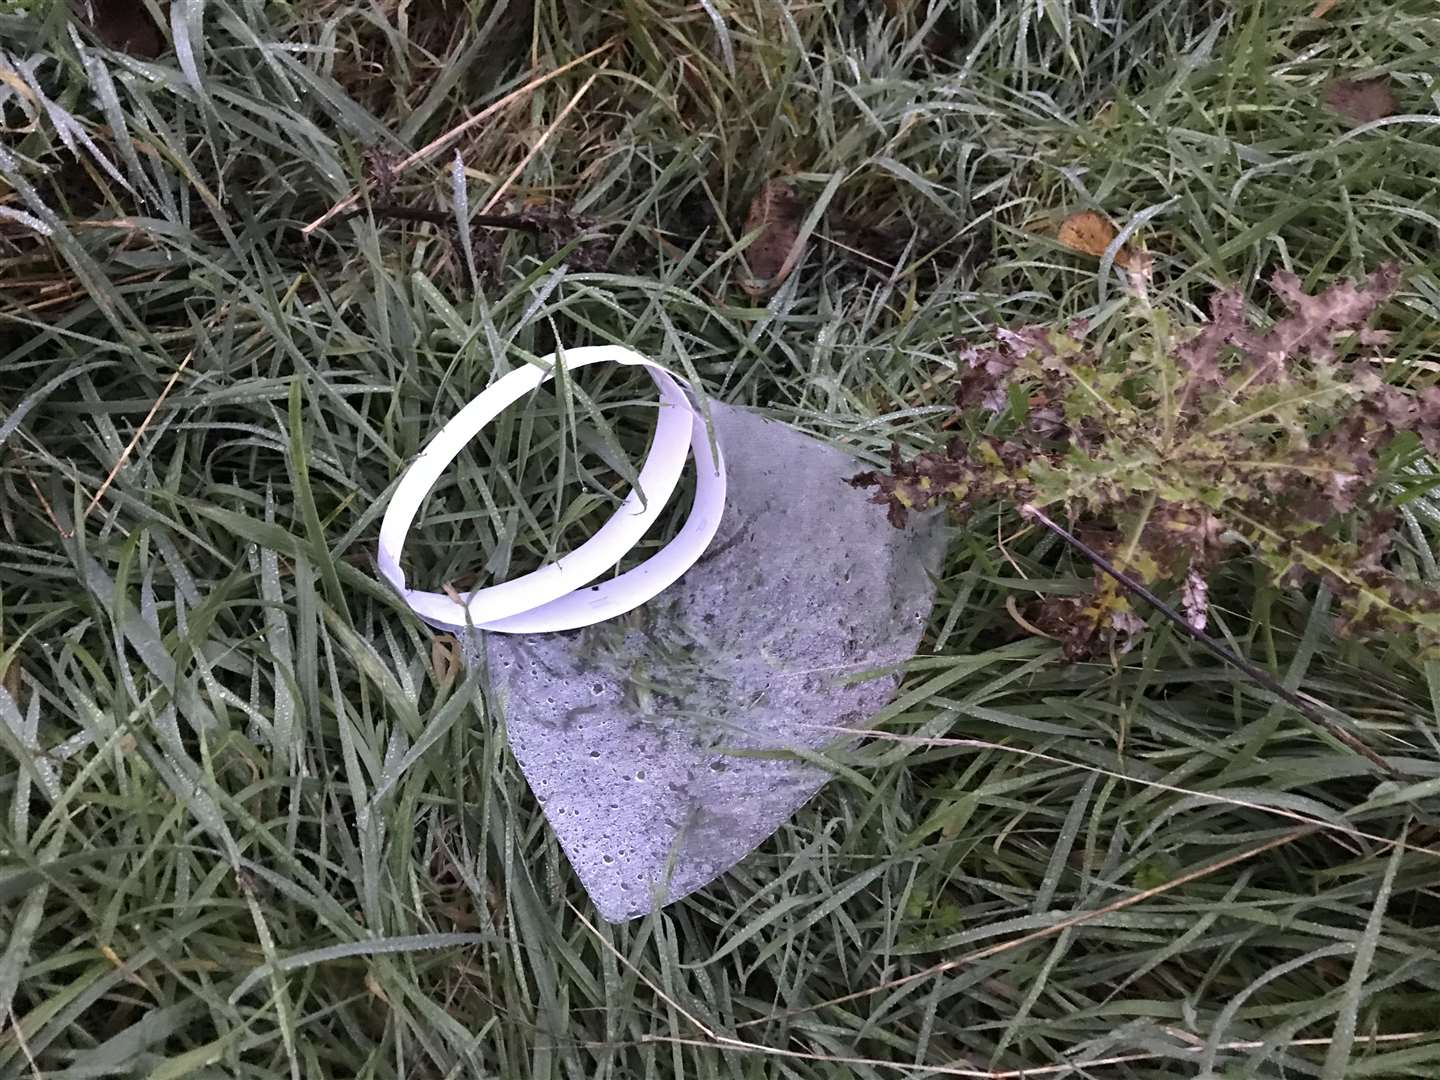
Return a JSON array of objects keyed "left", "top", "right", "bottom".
[{"left": 376, "top": 346, "right": 728, "bottom": 635}]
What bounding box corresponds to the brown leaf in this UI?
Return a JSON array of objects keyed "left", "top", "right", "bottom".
[
  {"left": 952, "top": 325, "right": 1064, "bottom": 413},
  {"left": 1175, "top": 289, "right": 1249, "bottom": 384},
  {"left": 1057, "top": 211, "right": 1135, "bottom": 269},
  {"left": 1325, "top": 76, "right": 1397, "bottom": 126},
  {"left": 431, "top": 634, "right": 460, "bottom": 686},
  {"left": 365, "top": 970, "right": 390, "bottom": 1005},
  {"left": 1143, "top": 504, "right": 1228, "bottom": 573},
  {"left": 0, "top": 657, "right": 19, "bottom": 704},
  {"left": 1251, "top": 263, "right": 1402, "bottom": 371},
  {"left": 741, "top": 179, "right": 805, "bottom": 297},
  {"left": 1310, "top": 0, "right": 1339, "bottom": 16},
  {"left": 1181, "top": 569, "right": 1209, "bottom": 632},
  {"left": 1030, "top": 586, "right": 1146, "bottom": 661},
  {"left": 364, "top": 148, "right": 399, "bottom": 202},
  {"left": 84, "top": 0, "right": 166, "bottom": 58}
]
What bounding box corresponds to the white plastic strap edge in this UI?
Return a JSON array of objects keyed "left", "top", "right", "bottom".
[{"left": 377, "top": 345, "right": 727, "bottom": 634}]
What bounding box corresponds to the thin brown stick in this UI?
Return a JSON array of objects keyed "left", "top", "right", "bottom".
[
  {"left": 572, "top": 902, "right": 989, "bottom": 1078},
  {"left": 642, "top": 1031, "right": 1428, "bottom": 1079},
  {"left": 479, "top": 73, "right": 600, "bottom": 214},
  {"left": 82, "top": 319, "right": 214, "bottom": 520},
  {"left": 0, "top": 271, "right": 165, "bottom": 313},
  {"left": 737, "top": 828, "right": 1310, "bottom": 1030},
  {"left": 574, "top": 844, "right": 1422, "bottom": 1080},
  {"left": 777, "top": 722, "right": 1440, "bottom": 859},
  {"left": 336, "top": 204, "right": 543, "bottom": 232},
  {"left": 567, "top": 902, "right": 718, "bottom": 1038},
  {"left": 980, "top": 828, "right": 1309, "bottom": 962},
  {"left": 21, "top": 455, "right": 71, "bottom": 539},
  {"left": 1004, "top": 595, "right": 1059, "bottom": 641},
  {"left": 8, "top": 1006, "right": 41, "bottom": 1080},
  {"left": 1020, "top": 502, "right": 1399, "bottom": 778},
  {"left": 301, "top": 40, "right": 616, "bottom": 237}
]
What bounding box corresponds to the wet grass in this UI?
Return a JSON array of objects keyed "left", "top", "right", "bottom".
[{"left": 3, "top": 0, "right": 1440, "bottom": 1076}]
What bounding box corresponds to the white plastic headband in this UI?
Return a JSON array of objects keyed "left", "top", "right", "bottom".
[{"left": 377, "top": 345, "right": 727, "bottom": 635}]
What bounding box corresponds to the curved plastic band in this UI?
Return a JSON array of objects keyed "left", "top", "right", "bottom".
[{"left": 377, "top": 345, "right": 727, "bottom": 634}]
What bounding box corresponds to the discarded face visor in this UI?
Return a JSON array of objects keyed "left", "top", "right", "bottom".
[{"left": 379, "top": 346, "right": 943, "bottom": 921}]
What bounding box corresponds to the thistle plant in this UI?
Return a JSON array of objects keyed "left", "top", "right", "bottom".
[{"left": 854, "top": 266, "right": 1440, "bottom": 657}]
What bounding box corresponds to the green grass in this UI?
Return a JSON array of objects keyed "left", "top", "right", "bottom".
[{"left": 3, "top": 0, "right": 1440, "bottom": 1076}]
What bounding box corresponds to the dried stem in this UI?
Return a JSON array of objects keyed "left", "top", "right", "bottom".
[{"left": 1021, "top": 502, "right": 1399, "bottom": 778}]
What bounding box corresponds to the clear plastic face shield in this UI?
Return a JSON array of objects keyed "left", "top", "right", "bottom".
[{"left": 380, "top": 347, "right": 942, "bottom": 921}]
